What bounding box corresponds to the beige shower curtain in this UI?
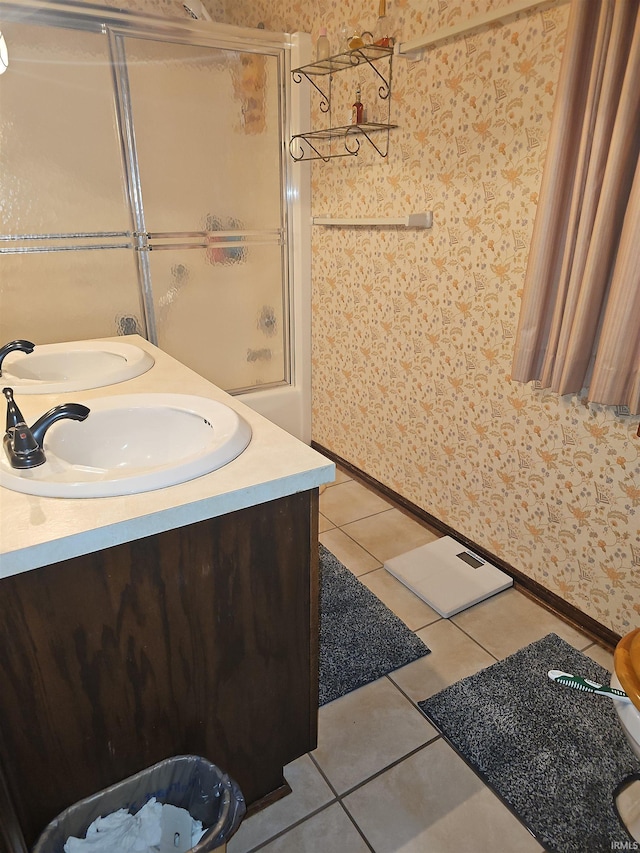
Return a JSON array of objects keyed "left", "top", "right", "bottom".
[{"left": 511, "top": 0, "right": 640, "bottom": 413}]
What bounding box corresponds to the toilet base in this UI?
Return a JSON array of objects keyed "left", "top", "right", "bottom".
[{"left": 615, "top": 775, "right": 640, "bottom": 843}]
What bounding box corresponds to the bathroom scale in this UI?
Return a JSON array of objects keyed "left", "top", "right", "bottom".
[{"left": 384, "top": 536, "right": 513, "bottom": 617}]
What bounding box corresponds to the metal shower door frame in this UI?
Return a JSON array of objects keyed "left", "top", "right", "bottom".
[{"left": 107, "top": 15, "right": 296, "bottom": 393}]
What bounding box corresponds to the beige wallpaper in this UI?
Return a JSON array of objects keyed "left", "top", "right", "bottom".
[{"left": 216, "top": 0, "right": 640, "bottom": 638}]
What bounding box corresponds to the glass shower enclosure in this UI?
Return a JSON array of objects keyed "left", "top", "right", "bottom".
[{"left": 0, "top": 2, "right": 311, "bottom": 439}]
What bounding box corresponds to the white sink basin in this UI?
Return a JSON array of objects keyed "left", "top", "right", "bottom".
[
  {"left": 0, "top": 340, "right": 154, "bottom": 394},
  {"left": 0, "top": 393, "right": 252, "bottom": 498}
]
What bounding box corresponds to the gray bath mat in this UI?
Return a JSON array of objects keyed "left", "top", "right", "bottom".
[
  {"left": 419, "top": 633, "right": 640, "bottom": 852},
  {"left": 319, "top": 544, "right": 430, "bottom": 705}
]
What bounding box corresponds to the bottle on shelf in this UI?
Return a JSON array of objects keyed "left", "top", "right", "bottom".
[
  {"left": 316, "top": 28, "right": 330, "bottom": 61},
  {"left": 352, "top": 86, "right": 364, "bottom": 125},
  {"left": 339, "top": 23, "right": 351, "bottom": 51}
]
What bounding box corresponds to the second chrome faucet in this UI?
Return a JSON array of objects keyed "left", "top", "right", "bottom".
[{"left": 0, "top": 340, "right": 35, "bottom": 375}]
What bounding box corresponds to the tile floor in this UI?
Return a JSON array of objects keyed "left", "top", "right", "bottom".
[{"left": 227, "top": 467, "right": 616, "bottom": 853}]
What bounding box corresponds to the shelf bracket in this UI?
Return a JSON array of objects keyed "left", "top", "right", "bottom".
[
  {"left": 289, "top": 134, "right": 331, "bottom": 162},
  {"left": 346, "top": 125, "right": 389, "bottom": 158},
  {"left": 350, "top": 48, "right": 391, "bottom": 99},
  {"left": 290, "top": 134, "right": 357, "bottom": 162},
  {"left": 292, "top": 69, "right": 330, "bottom": 113}
]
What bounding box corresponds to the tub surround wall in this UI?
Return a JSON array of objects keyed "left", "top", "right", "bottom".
[
  {"left": 0, "top": 338, "right": 333, "bottom": 844},
  {"left": 217, "top": 0, "right": 640, "bottom": 639}
]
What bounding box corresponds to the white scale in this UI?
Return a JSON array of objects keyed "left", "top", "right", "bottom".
[{"left": 384, "top": 536, "right": 513, "bottom": 618}]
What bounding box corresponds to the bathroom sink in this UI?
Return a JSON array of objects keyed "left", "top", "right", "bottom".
[
  {"left": 0, "top": 393, "right": 252, "bottom": 498},
  {"left": 0, "top": 340, "right": 154, "bottom": 394}
]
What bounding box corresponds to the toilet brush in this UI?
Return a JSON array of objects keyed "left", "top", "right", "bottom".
[{"left": 548, "top": 670, "right": 631, "bottom": 702}]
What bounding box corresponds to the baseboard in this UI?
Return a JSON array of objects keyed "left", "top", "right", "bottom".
[{"left": 313, "top": 442, "right": 621, "bottom": 652}]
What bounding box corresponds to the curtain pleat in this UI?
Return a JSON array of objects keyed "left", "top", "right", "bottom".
[
  {"left": 511, "top": 0, "right": 640, "bottom": 413},
  {"left": 589, "top": 152, "right": 640, "bottom": 410},
  {"left": 510, "top": 0, "right": 606, "bottom": 383},
  {"left": 540, "top": 0, "right": 613, "bottom": 390}
]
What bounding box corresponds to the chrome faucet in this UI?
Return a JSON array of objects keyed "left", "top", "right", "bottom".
[
  {"left": 0, "top": 340, "right": 35, "bottom": 376},
  {"left": 2, "top": 387, "right": 90, "bottom": 469}
]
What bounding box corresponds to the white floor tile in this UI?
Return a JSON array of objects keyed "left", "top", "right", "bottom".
[
  {"left": 389, "top": 619, "right": 495, "bottom": 701},
  {"left": 313, "top": 677, "right": 437, "bottom": 795},
  {"left": 342, "top": 509, "right": 440, "bottom": 563},
  {"left": 344, "top": 739, "right": 543, "bottom": 853},
  {"left": 319, "top": 479, "right": 392, "bottom": 527},
  {"left": 256, "top": 802, "right": 370, "bottom": 852},
  {"left": 318, "top": 512, "right": 335, "bottom": 533},
  {"left": 228, "top": 754, "right": 335, "bottom": 853},
  {"left": 319, "top": 527, "right": 382, "bottom": 576},
  {"left": 452, "top": 588, "right": 591, "bottom": 659}
]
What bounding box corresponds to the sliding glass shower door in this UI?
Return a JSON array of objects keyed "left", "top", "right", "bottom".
[
  {"left": 119, "top": 34, "right": 289, "bottom": 392},
  {"left": 0, "top": 18, "right": 146, "bottom": 343},
  {"left": 0, "top": 4, "right": 294, "bottom": 398}
]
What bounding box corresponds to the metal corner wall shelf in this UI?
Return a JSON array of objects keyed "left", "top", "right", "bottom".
[{"left": 290, "top": 44, "right": 396, "bottom": 162}]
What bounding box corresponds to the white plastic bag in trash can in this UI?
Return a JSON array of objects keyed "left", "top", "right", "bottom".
[
  {"left": 33, "top": 755, "right": 245, "bottom": 853},
  {"left": 63, "top": 797, "right": 206, "bottom": 852}
]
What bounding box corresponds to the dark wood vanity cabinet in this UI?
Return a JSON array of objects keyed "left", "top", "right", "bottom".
[{"left": 0, "top": 489, "right": 319, "bottom": 848}]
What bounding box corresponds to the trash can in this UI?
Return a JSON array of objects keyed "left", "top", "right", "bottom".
[{"left": 33, "top": 755, "right": 245, "bottom": 853}]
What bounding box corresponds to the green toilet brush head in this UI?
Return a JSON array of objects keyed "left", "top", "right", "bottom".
[{"left": 548, "top": 670, "right": 630, "bottom": 703}]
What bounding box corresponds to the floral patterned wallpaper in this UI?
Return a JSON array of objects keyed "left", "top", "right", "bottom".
[
  {"left": 218, "top": 0, "right": 640, "bottom": 639},
  {"left": 111, "top": 0, "right": 639, "bottom": 637}
]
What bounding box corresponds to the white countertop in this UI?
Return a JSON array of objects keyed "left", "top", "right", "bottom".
[{"left": 0, "top": 337, "right": 335, "bottom": 579}]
